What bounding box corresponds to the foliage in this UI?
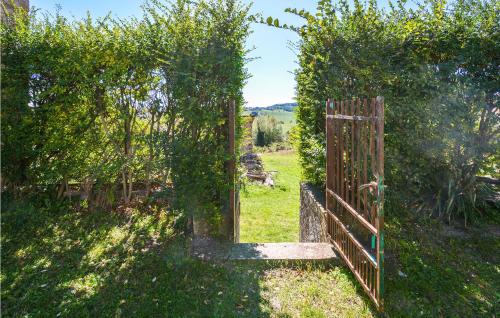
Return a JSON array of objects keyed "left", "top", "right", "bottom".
[
  {"left": 1, "top": 0, "right": 250, "bottom": 229},
  {"left": 246, "top": 109, "right": 296, "bottom": 151},
  {"left": 287, "top": 0, "right": 499, "bottom": 223},
  {"left": 253, "top": 115, "right": 283, "bottom": 147},
  {"left": 287, "top": 124, "right": 300, "bottom": 150}
]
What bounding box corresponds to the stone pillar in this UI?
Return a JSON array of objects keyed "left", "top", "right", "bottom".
[{"left": 300, "top": 183, "right": 329, "bottom": 243}]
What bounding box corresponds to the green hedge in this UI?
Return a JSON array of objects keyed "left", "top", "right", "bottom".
[
  {"left": 1, "top": 0, "right": 250, "bottom": 226},
  {"left": 291, "top": 0, "right": 499, "bottom": 223}
]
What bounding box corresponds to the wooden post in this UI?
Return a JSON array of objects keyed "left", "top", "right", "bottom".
[
  {"left": 228, "top": 99, "right": 236, "bottom": 242},
  {"left": 326, "top": 99, "right": 333, "bottom": 214},
  {"left": 375, "top": 96, "right": 384, "bottom": 311}
]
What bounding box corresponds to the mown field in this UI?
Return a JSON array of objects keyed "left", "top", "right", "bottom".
[{"left": 240, "top": 151, "right": 300, "bottom": 242}]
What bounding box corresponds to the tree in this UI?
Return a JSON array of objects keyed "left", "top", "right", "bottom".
[{"left": 253, "top": 115, "right": 283, "bottom": 146}]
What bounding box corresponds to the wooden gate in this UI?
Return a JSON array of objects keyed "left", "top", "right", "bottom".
[{"left": 325, "top": 97, "right": 385, "bottom": 311}]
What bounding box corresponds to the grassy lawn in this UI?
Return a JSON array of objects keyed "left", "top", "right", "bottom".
[
  {"left": 240, "top": 151, "right": 300, "bottom": 242},
  {"left": 1, "top": 198, "right": 374, "bottom": 317},
  {"left": 2, "top": 195, "right": 498, "bottom": 317},
  {"left": 383, "top": 211, "right": 499, "bottom": 317}
]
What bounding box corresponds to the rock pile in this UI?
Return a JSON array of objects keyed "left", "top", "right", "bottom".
[{"left": 240, "top": 152, "right": 274, "bottom": 187}]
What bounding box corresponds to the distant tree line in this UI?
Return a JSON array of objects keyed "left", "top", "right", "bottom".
[{"left": 245, "top": 102, "right": 297, "bottom": 112}]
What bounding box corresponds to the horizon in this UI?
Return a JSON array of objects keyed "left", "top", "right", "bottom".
[{"left": 245, "top": 101, "right": 297, "bottom": 109}]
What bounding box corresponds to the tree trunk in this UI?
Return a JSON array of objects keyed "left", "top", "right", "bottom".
[{"left": 146, "top": 112, "right": 155, "bottom": 196}]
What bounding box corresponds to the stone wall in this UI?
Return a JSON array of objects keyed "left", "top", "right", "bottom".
[
  {"left": 300, "top": 183, "right": 329, "bottom": 243},
  {"left": 241, "top": 115, "right": 255, "bottom": 154}
]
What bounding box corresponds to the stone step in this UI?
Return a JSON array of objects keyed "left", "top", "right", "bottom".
[
  {"left": 192, "top": 238, "right": 338, "bottom": 262},
  {"left": 229, "top": 242, "right": 337, "bottom": 261}
]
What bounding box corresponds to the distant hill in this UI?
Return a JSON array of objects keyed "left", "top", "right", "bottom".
[{"left": 245, "top": 102, "right": 297, "bottom": 113}]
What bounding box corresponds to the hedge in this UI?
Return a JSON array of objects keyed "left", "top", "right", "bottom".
[
  {"left": 1, "top": 0, "right": 250, "bottom": 230},
  {"left": 290, "top": 0, "right": 499, "bottom": 223}
]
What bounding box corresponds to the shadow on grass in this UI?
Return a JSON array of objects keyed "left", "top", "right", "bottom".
[
  {"left": 383, "top": 214, "right": 499, "bottom": 317},
  {"left": 2, "top": 197, "right": 497, "bottom": 317},
  {"left": 1, "top": 198, "right": 270, "bottom": 317}
]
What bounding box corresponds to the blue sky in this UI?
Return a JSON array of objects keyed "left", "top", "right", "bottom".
[{"left": 30, "top": 0, "right": 319, "bottom": 107}]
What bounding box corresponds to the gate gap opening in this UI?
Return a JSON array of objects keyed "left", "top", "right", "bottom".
[{"left": 238, "top": 109, "right": 301, "bottom": 243}]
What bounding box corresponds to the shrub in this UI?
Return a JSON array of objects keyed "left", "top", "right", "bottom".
[
  {"left": 286, "top": 0, "right": 499, "bottom": 224},
  {"left": 1, "top": 0, "right": 250, "bottom": 230},
  {"left": 253, "top": 115, "right": 283, "bottom": 146}
]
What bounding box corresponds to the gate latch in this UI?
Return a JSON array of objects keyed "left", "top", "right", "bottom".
[{"left": 359, "top": 181, "right": 377, "bottom": 193}]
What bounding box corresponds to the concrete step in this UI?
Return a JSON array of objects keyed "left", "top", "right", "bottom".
[
  {"left": 192, "top": 238, "right": 338, "bottom": 262},
  {"left": 229, "top": 242, "right": 337, "bottom": 260}
]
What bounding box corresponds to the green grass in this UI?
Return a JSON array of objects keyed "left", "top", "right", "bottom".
[
  {"left": 2, "top": 189, "right": 498, "bottom": 317},
  {"left": 240, "top": 151, "right": 301, "bottom": 242},
  {"left": 383, "top": 210, "right": 500, "bottom": 317},
  {"left": 1, "top": 197, "right": 375, "bottom": 317}
]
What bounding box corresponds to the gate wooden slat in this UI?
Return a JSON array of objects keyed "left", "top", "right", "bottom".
[
  {"left": 356, "top": 99, "right": 362, "bottom": 214},
  {"left": 325, "top": 96, "right": 384, "bottom": 312},
  {"left": 362, "top": 99, "right": 369, "bottom": 221},
  {"left": 333, "top": 101, "right": 342, "bottom": 206},
  {"left": 340, "top": 101, "right": 345, "bottom": 217},
  {"left": 350, "top": 100, "right": 356, "bottom": 209},
  {"left": 345, "top": 100, "right": 350, "bottom": 211},
  {"left": 368, "top": 99, "right": 374, "bottom": 223},
  {"left": 326, "top": 100, "right": 332, "bottom": 212}
]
